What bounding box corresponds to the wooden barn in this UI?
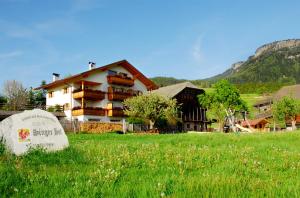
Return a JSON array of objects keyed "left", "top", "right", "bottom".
[{"left": 152, "top": 82, "right": 208, "bottom": 131}]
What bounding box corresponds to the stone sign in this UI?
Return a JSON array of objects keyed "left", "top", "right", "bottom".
[{"left": 0, "top": 109, "right": 69, "bottom": 155}]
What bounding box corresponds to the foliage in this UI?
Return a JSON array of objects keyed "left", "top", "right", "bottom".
[
  {"left": 1, "top": 132, "right": 300, "bottom": 196},
  {"left": 47, "top": 104, "right": 63, "bottom": 112},
  {"left": 235, "top": 82, "right": 294, "bottom": 94},
  {"left": 0, "top": 138, "right": 5, "bottom": 155},
  {"left": 126, "top": 117, "right": 145, "bottom": 124},
  {"left": 198, "top": 80, "right": 247, "bottom": 131},
  {"left": 0, "top": 95, "right": 7, "bottom": 104},
  {"left": 123, "top": 94, "right": 179, "bottom": 128},
  {"left": 3, "top": 80, "right": 28, "bottom": 111},
  {"left": 272, "top": 96, "right": 300, "bottom": 129},
  {"left": 150, "top": 77, "right": 186, "bottom": 87}
]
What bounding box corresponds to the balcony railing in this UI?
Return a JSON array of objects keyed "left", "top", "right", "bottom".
[
  {"left": 107, "top": 87, "right": 140, "bottom": 101},
  {"left": 73, "top": 89, "right": 105, "bottom": 101},
  {"left": 72, "top": 107, "right": 105, "bottom": 116},
  {"left": 107, "top": 108, "right": 125, "bottom": 117},
  {"left": 107, "top": 75, "right": 134, "bottom": 86}
]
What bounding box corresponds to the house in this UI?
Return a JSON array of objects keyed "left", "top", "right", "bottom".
[
  {"left": 254, "top": 84, "right": 300, "bottom": 128},
  {"left": 151, "top": 82, "right": 208, "bottom": 131},
  {"left": 286, "top": 115, "right": 300, "bottom": 129},
  {"left": 36, "top": 60, "right": 157, "bottom": 123},
  {"left": 241, "top": 118, "right": 270, "bottom": 132}
]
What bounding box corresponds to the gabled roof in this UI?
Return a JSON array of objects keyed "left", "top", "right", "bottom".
[
  {"left": 36, "top": 60, "right": 158, "bottom": 91},
  {"left": 273, "top": 84, "right": 300, "bottom": 101},
  {"left": 241, "top": 118, "right": 269, "bottom": 127},
  {"left": 151, "top": 81, "right": 202, "bottom": 98}
]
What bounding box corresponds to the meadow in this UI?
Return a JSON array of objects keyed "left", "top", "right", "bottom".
[{"left": 1, "top": 132, "right": 300, "bottom": 197}]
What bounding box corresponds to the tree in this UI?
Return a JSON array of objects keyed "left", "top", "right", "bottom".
[
  {"left": 123, "top": 94, "right": 179, "bottom": 129},
  {"left": 273, "top": 96, "right": 300, "bottom": 130},
  {"left": 27, "top": 81, "right": 47, "bottom": 107},
  {"left": 198, "top": 80, "right": 247, "bottom": 132},
  {"left": 3, "top": 80, "right": 28, "bottom": 111},
  {"left": 0, "top": 95, "right": 7, "bottom": 104}
]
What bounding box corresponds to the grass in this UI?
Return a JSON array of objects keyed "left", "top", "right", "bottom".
[{"left": 1, "top": 132, "right": 300, "bottom": 197}]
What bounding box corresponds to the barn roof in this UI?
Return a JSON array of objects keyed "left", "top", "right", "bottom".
[
  {"left": 273, "top": 84, "right": 300, "bottom": 101},
  {"left": 151, "top": 82, "right": 202, "bottom": 98}
]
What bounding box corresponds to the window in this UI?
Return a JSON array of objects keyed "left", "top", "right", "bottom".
[
  {"left": 48, "top": 91, "right": 54, "bottom": 98},
  {"left": 88, "top": 119, "right": 101, "bottom": 122},
  {"left": 186, "top": 123, "right": 190, "bottom": 129},
  {"left": 63, "top": 87, "right": 69, "bottom": 94},
  {"left": 110, "top": 119, "right": 121, "bottom": 122},
  {"left": 108, "top": 70, "right": 117, "bottom": 76}
]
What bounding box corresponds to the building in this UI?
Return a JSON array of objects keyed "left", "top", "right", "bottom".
[
  {"left": 37, "top": 60, "right": 157, "bottom": 122},
  {"left": 241, "top": 118, "right": 270, "bottom": 132},
  {"left": 254, "top": 84, "right": 300, "bottom": 128},
  {"left": 152, "top": 82, "right": 208, "bottom": 131}
]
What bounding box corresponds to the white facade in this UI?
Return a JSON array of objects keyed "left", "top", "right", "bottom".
[{"left": 46, "top": 65, "right": 149, "bottom": 122}]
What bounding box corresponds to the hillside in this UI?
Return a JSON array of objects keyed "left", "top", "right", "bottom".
[
  {"left": 152, "top": 39, "right": 300, "bottom": 93},
  {"left": 150, "top": 77, "right": 186, "bottom": 87},
  {"left": 207, "top": 39, "right": 300, "bottom": 84}
]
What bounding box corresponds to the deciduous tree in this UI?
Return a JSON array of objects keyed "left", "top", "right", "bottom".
[
  {"left": 3, "top": 80, "right": 28, "bottom": 111},
  {"left": 198, "top": 80, "right": 247, "bottom": 132},
  {"left": 273, "top": 96, "right": 300, "bottom": 130},
  {"left": 123, "top": 94, "right": 179, "bottom": 129}
]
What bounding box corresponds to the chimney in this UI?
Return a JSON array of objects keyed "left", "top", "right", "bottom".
[
  {"left": 88, "top": 62, "right": 96, "bottom": 70},
  {"left": 52, "top": 73, "right": 60, "bottom": 82}
]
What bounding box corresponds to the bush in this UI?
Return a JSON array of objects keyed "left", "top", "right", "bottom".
[
  {"left": 0, "top": 138, "right": 5, "bottom": 155},
  {"left": 126, "top": 117, "right": 145, "bottom": 124}
]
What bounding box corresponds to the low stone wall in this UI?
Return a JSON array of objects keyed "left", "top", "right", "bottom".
[{"left": 80, "top": 122, "right": 123, "bottom": 133}]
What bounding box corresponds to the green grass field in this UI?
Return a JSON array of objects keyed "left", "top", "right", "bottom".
[{"left": 1, "top": 132, "right": 300, "bottom": 197}]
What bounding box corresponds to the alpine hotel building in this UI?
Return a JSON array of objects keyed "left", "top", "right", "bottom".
[{"left": 38, "top": 60, "right": 157, "bottom": 123}]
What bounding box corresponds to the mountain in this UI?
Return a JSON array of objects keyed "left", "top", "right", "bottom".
[
  {"left": 152, "top": 39, "right": 300, "bottom": 91},
  {"left": 207, "top": 39, "right": 300, "bottom": 84}
]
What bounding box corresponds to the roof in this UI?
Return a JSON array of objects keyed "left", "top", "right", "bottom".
[
  {"left": 253, "top": 96, "right": 273, "bottom": 107},
  {"left": 36, "top": 60, "right": 158, "bottom": 91},
  {"left": 273, "top": 84, "right": 300, "bottom": 101},
  {"left": 151, "top": 81, "right": 202, "bottom": 98},
  {"left": 241, "top": 118, "right": 269, "bottom": 127}
]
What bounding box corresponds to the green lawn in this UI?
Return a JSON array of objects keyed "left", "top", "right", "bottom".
[{"left": 1, "top": 132, "right": 300, "bottom": 197}]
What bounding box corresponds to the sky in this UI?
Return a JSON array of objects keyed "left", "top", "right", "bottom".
[{"left": 1, "top": 0, "right": 300, "bottom": 88}]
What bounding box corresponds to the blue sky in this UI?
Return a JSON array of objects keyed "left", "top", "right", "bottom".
[{"left": 1, "top": 0, "right": 300, "bottom": 88}]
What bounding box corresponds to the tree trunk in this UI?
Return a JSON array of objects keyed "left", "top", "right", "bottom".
[
  {"left": 218, "top": 122, "right": 223, "bottom": 132},
  {"left": 291, "top": 119, "right": 297, "bottom": 130},
  {"left": 149, "top": 120, "right": 155, "bottom": 130}
]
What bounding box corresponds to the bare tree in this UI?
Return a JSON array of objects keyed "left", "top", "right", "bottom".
[{"left": 3, "top": 80, "right": 28, "bottom": 111}]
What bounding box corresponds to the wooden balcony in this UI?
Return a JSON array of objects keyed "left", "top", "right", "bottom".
[
  {"left": 72, "top": 107, "right": 105, "bottom": 116},
  {"left": 107, "top": 75, "right": 134, "bottom": 86},
  {"left": 107, "top": 87, "right": 137, "bottom": 101},
  {"left": 107, "top": 108, "right": 125, "bottom": 117},
  {"left": 73, "top": 89, "right": 105, "bottom": 101}
]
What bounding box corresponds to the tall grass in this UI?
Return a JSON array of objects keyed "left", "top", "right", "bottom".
[{"left": 1, "top": 132, "right": 300, "bottom": 197}]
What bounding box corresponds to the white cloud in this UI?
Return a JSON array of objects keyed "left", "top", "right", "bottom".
[
  {"left": 69, "top": 0, "right": 102, "bottom": 14},
  {"left": 0, "top": 51, "right": 23, "bottom": 60},
  {"left": 192, "top": 36, "right": 204, "bottom": 63}
]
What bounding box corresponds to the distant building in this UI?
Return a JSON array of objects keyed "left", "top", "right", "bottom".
[
  {"left": 37, "top": 60, "right": 157, "bottom": 122},
  {"left": 241, "top": 118, "right": 270, "bottom": 132},
  {"left": 254, "top": 84, "right": 300, "bottom": 128},
  {"left": 152, "top": 82, "right": 208, "bottom": 131}
]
